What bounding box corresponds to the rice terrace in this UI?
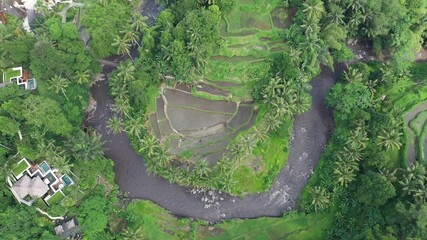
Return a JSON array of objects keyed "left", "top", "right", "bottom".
[
  {"left": 149, "top": 85, "right": 257, "bottom": 165},
  {"left": 2, "top": 0, "right": 427, "bottom": 239},
  {"left": 142, "top": 0, "right": 297, "bottom": 193}
]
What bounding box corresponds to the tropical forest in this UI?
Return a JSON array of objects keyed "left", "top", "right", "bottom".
[{"left": 0, "top": 0, "right": 427, "bottom": 239}]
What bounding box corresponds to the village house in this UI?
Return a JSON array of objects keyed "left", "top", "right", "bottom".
[
  {"left": 7, "top": 158, "right": 74, "bottom": 206},
  {"left": 54, "top": 218, "right": 82, "bottom": 239},
  {"left": 2, "top": 66, "right": 37, "bottom": 90}
]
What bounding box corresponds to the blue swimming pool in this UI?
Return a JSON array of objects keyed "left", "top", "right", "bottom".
[
  {"left": 62, "top": 175, "right": 73, "bottom": 186},
  {"left": 39, "top": 162, "right": 50, "bottom": 173}
]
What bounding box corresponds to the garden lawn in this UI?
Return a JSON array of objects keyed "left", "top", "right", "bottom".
[
  {"left": 4, "top": 69, "right": 21, "bottom": 81},
  {"left": 12, "top": 161, "right": 29, "bottom": 176},
  {"left": 47, "top": 192, "right": 65, "bottom": 205}
]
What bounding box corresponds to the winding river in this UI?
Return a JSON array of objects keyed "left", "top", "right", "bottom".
[
  {"left": 86, "top": 61, "right": 342, "bottom": 221},
  {"left": 87, "top": 46, "right": 427, "bottom": 221},
  {"left": 80, "top": 0, "right": 345, "bottom": 222}
]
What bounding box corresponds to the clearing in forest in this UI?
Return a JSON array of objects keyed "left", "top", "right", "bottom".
[
  {"left": 149, "top": 86, "right": 256, "bottom": 165},
  {"left": 147, "top": 0, "right": 293, "bottom": 193}
]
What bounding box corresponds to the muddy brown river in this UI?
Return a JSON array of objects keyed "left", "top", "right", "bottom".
[{"left": 85, "top": 61, "right": 343, "bottom": 221}]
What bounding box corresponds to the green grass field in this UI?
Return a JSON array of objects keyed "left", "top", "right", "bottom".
[
  {"left": 196, "top": 212, "right": 332, "bottom": 240},
  {"left": 125, "top": 200, "right": 332, "bottom": 240},
  {"left": 126, "top": 201, "right": 194, "bottom": 239}
]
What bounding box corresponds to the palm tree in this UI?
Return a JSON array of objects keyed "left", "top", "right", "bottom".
[
  {"left": 347, "top": 126, "right": 369, "bottom": 150},
  {"left": 301, "top": 17, "right": 321, "bottom": 37},
  {"left": 343, "top": 67, "right": 363, "bottom": 82},
  {"left": 263, "top": 113, "right": 282, "bottom": 132},
  {"left": 239, "top": 135, "right": 258, "bottom": 153},
  {"left": 336, "top": 156, "right": 359, "bottom": 172},
  {"left": 74, "top": 70, "right": 91, "bottom": 85},
  {"left": 112, "top": 85, "right": 129, "bottom": 101},
  {"left": 194, "top": 159, "right": 211, "bottom": 180},
  {"left": 412, "top": 186, "right": 427, "bottom": 203},
  {"left": 177, "top": 167, "right": 192, "bottom": 186},
  {"left": 125, "top": 117, "right": 144, "bottom": 139},
  {"left": 398, "top": 163, "right": 427, "bottom": 201},
  {"left": 327, "top": 4, "right": 345, "bottom": 25},
  {"left": 113, "top": 97, "right": 132, "bottom": 118},
  {"left": 271, "top": 96, "right": 292, "bottom": 118},
  {"left": 339, "top": 146, "right": 363, "bottom": 162},
  {"left": 122, "top": 227, "right": 144, "bottom": 240},
  {"left": 0, "top": 30, "right": 13, "bottom": 44},
  {"left": 215, "top": 158, "right": 233, "bottom": 175},
  {"left": 309, "top": 186, "right": 330, "bottom": 212},
  {"left": 227, "top": 143, "right": 245, "bottom": 164},
  {"left": 67, "top": 131, "right": 104, "bottom": 161},
  {"left": 98, "top": 0, "right": 109, "bottom": 7},
  {"left": 164, "top": 168, "right": 181, "bottom": 184},
  {"left": 48, "top": 75, "right": 70, "bottom": 99},
  {"left": 121, "top": 28, "right": 140, "bottom": 47},
  {"left": 112, "top": 35, "right": 132, "bottom": 60},
  {"left": 379, "top": 168, "right": 397, "bottom": 183},
  {"left": 348, "top": 11, "right": 365, "bottom": 31},
  {"left": 302, "top": 0, "right": 325, "bottom": 20},
  {"left": 161, "top": 44, "right": 173, "bottom": 61},
  {"left": 301, "top": 37, "right": 322, "bottom": 68},
  {"left": 117, "top": 62, "right": 136, "bottom": 83},
  {"left": 152, "top": 147, "right": 171, "bottom": 167},
  {"left": 334, "top": 164, "right": 356, "bottom": 187},
  {"left": 36, "top": 139, "right": 57, "bottom": 160},
  {"left": 139, "top": 135, "right": 159, "bottom": 157},
  {"left": 217, "top": 173, "right": 236, "bottom": 193},
  {"left": 188, "top": 28, "right": 202, "bottom": 45},
  {"left": 107, "top": 117, "right": 123, "bottom": 134},
  {"left": 398, "top": 177, "right": 413, "bottom": 196},
  {"left": 251, "top": 127, "right": 269, "bottom": 143},
  {"left": 289, "top": 47, "right": 302, "bottom": 66},
  {"left": 130, "top": 12, "right": 148, "bottom": 32},
  {"left": 404, "top": 162, "right": 427, "bottom": 182},
  {"left": 146, "top": 161, "right": 160, "bottom": 175},
  {"left": 262, "top": 76, "right": 284, "bottom": 104},
  {"left": 348, "top": 0, "right": 366, "bottom": 12},
  {"left": 377, "top": 129, "right": 402, "bottom": 150},
  {"left": 293, "top": 93, "right": 311, "bottom": 114},
  {"left": 51, "top": 155, "right": 73, "bottom": 174}
]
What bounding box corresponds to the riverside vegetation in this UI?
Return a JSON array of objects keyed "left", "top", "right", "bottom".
[{"left": 1, "top": 0, "right": 427, "bottom": 239}]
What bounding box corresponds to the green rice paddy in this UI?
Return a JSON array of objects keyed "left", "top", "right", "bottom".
[{"left": 394, "top": 62, "right": 427, "bottom": 165}]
